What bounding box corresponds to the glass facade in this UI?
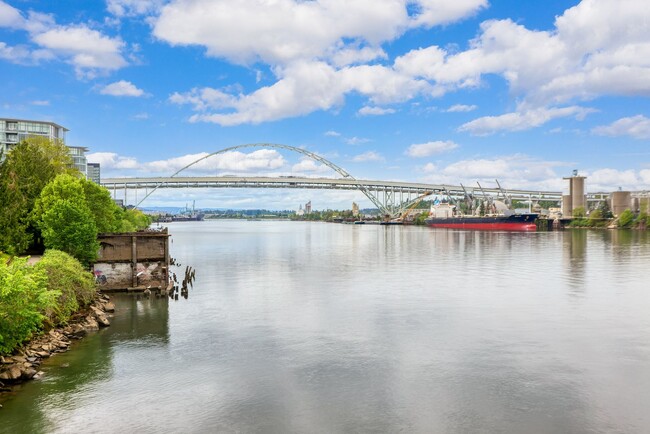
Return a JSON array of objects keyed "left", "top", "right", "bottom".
[
  {"left": 87, "top": 162, "right": 101, "bottom": 184},
  {"left": 0, "top": 118, "right": 75, "bottom": 167}
]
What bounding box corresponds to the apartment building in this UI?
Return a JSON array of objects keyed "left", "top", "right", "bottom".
[{"left": 0, "top": 118, "right": 96, "bottom": 179}]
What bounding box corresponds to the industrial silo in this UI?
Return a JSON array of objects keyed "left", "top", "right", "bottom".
[
  {"left": 610, "top": 191, "right": 632, "bottom": 217},
  {"left": 562, "top": 195, "right": 572, "bottom": 217}
]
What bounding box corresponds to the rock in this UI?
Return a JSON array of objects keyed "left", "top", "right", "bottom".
[
  {"left": 26, "top": 357, "right": 38, "bottom": 363},
  {"left": 69, "top": 324, "right": 86, "bottom": 338},
  {"left": 84, "top": 317, "right": 99, "bottom": 331},
  {"left": 103, "top": 302, "right": 115, "bottom": 313},
  {"left": 36, "top": 351, "right": 50, "bottom": 358},
  {"left": 21, "top": 368, "right": 37, "bottom": 380},
  {"left": 12, "top": 356, "right": 26, "bottom": 363},
  {"left": 0, "top": 366, "right": 23, "bottom": 381},
  {"left": 33, "top": 371, "right": 45, "bottom": 380},
  {"left": 90, "top": 305, "right": 105, "bottom": 317},
  {"left": 96, "top": 314, "right": 110, "bottom": 327}
]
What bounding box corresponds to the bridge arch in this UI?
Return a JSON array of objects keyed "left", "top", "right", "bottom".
[{"left": 136, "top": 143, "right": 395, "bottom": 214}]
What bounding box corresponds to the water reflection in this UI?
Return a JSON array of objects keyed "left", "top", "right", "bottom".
[
  {"left": 0, "top": 295, "right": 169, "bottom": 433},
  {"left": 2, "top": 222, "right": 650, "bottom": 433}
]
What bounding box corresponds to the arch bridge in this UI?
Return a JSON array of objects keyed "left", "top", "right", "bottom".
[{"left": 101, "top": 143, "right": 563, "bottom": 218}]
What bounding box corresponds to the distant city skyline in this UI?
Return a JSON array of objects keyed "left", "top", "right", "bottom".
[{"left": 1, "top": 0, "right": 649, "bottom": 209}]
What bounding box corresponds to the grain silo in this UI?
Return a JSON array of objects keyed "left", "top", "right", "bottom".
[
  {"left": 610, "top": 191, "right": 632, "bottom": 217},
  {"left": 562, "top": 195, "right": 572, "bottom": 217},
  {"left": 563, "top": 171, "right": 587, "bottom": 216}
]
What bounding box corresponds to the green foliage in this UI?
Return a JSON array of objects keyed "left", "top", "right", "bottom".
[
  {"left": 415, "top": 211, "right": 429, "bottom": 225},
  {"left": 34, "top": 250, "right": 96, "bottom": 326},
  {"left": 0, "top": 257, "right": 57, "bottom": 354},
  {"left": 33, "top": 174, "right": 100, "bottom": 265},
  {"left": 81, "top": 178, "right": 120, "bottom": 233},
  {"left": 634, "top": 212, "right": 649, "bottom": 229},
  {"left": 597, "top": 200, "right": 614, "bottom": 219},
  {"left": 40, "top": 200, "right": 99, "bottom": 266},
  {"left": 572, "top": 206, "right": 586, "bottom": 218},
  {"left": 618, "top": 209, "right": 635, "bottom": 228},
  {"left": 119, "top": 208, "right": 152, "bottom": 231},
  {"left": 0, "top": 137, "right": 76, "bottom": 254}
]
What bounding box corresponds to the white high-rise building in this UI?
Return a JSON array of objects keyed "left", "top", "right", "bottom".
[
  {"left": 0, "top": 117, "right": 89, "bottom": 178},
  {"left": 0, "top": 118, "right": 68, "bottom": 155}
]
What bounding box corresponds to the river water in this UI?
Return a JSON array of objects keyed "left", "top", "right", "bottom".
[{"left": 2, "top": 221, "right": 650, "bottom": 433}]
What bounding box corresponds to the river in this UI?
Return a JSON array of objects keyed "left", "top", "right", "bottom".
[{"left": 2, "top": 221, "right": 650, "bottom": 433}]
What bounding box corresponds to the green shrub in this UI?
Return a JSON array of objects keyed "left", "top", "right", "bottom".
[
  {"left": 0, "top": 257, "right": 57, "bottom": 354},
  {"left": 572, "top": 206, "right": 586, "bottom": 218},
  {"left": 35, "top": 250, "right": 96, "bottom": 326},
  {"left": 634, "top": 212, "right": 649, "bottom": 229},
  {"left": 618, "top": 209, "right": 635, "bottom": 228},
  {"left": 40, "top": 200, "right": 99, "bottom": 266}
]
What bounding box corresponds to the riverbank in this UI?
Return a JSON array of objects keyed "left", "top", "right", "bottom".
[{"left": 0, "top": 294, "right": 114, "bottom": 395}]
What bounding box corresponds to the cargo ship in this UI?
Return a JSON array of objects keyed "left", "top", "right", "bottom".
[{"left": 425, "top": 202, "right": 538, "bottom": 231}]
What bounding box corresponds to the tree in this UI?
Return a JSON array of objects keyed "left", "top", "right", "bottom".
[
  {"left": 618, "top": 209, "right": 635, "bottom": 228},
  {"left": 572, "top": 206, "right": 586, "bottom": 218},
  {"left": 33, "top": 174, "right": 100, "bottom": 265},
  {"left": 81, "top": 178, "right": 121, "bottom": 233},
  {"left": 0, "top": 137, "right": 76, "bottom": 254},
  {"left": 597, "top": 200, "right": 614, "bottom": 219}
]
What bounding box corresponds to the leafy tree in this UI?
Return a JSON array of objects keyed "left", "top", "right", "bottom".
[
  {"left": 597, "top": 200, "right": 614, "bottom": 219},
  {"left": 40, "top": 200, "right": 99, "bottom": 266},
  {"left": 81, "top": 178, "right": 121, "bottom": 233},
  {"left": 0, "top": 137, "right": 76, "bottom": 254},
  {"left": 618, "top": 209, "right": 635, "bottom": 228},
  {"left": 33, "top": 174, "right": 100, "bottom": 265},
  {"left": 572, "top": 206, "right": 586, "bottom": 218}
]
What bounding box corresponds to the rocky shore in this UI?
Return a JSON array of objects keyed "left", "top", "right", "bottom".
[{"left": 0, "top": 294, "right": 114, "bottom": 392}]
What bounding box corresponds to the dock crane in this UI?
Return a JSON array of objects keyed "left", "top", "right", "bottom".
[{"left": 391, "top": 191, "right": 433, "bottom": 222}]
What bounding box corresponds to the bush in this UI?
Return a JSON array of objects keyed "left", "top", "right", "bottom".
[
  {"left": 618, "top": 209, "right": 635, "bottom": 228},
  {"left": 572, "top": 206, "right": 586, "bottom": 218},
  {"left": 40, "top": 200, "right": 100, "bottom": 266},
  {"left": 0, "top": 257, "right": 57, "bottom": 354},
  {"left": 34, "top": 250, "right": 96, "bottom": 326},
  {"left": 633, "top": 212, "right": 649, "bottom": 229}
]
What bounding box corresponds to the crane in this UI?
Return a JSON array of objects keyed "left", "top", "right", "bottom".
[{"left": 391, "top": 191, "right": 433, "bottom": 222}]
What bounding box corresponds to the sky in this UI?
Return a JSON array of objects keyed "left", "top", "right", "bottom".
[{"left": 1, "top": 0, "right": 650, "bottom": 210}]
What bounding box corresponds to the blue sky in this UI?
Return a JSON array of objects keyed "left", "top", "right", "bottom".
[{"left": 1, "top": 0, "right": 649, "bottom": 209}]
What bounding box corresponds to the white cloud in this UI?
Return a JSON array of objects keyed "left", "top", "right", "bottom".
[
  {"left": 87, "top": 152, "right": 139, "bottom": 170},
  {"left": 291, "top": 158, "right": 331, "bottom": 174},
  {"left": 459, "top": 106, "right": 595, "bottom": 135},
  {"left": 405, "top": 140, "right": 458, "bottom": 157},
  {"left": 33, "top": 25, "right": 127, "bottom": 77},
  {"left": 0, "top": 1, "right": 25, "bottom": 29},
  {"left": 358, "top": 106, "right": 396, "bottom": 116},
  {"left": 107, "top": 0, "right": 166, "bottom": 17},
  {"left": 133, "top": 112, "right": 149, "bottom": 120},
  {"left": 0, "top": 2, "right": 128, "bottom": 77},
  {"left": 30, "top": 100, "right": 50, "bottom": 106},
  {"left": 352, "top": 151, "right": 384, "bottom": 162},
  {"left": 324, "top": 130, "right": 341, "bottom": 137},
  {"left": 89, "top": 150, "right": 288, "bottom": 176},
  {"left": 588, "top": 168, "right": 640, "bottom": 190},
  {"left": 420, "top": 155, "right": 570, "bottom": 192},
  {"left": 153, "top": 0, "right": 485, "bottom": 66},
  {"left": 345, "top": 136, "right": 370, "bottom": 146},
  {"left": 592, "top": 115, "right": 650, "bottom": 140},
  {"left": 100, "top": 80, "right": 146, "bottom": 97},
  {"left": 422, "top": 162, "right": 437, "bottom": 172},
  {"left": 446, "top": 104, "right": 477, "bottom": 112},
  {"left": 176, "top": 61, "right": 430, "bottom": 126}
]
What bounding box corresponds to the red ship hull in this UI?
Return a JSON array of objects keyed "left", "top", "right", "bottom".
[{"left": 425, "top": 214, "right": 538, "bottom": 231}]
